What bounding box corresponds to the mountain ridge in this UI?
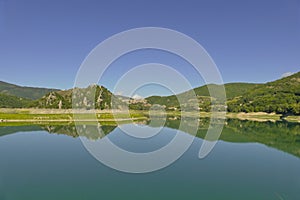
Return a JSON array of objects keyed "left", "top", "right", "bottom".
[
  {"left": 0, "top": 81, "right": 59, "bottom": 100},
  {"left": 0, "top": 71, "right": 299, "bottom": 115}
]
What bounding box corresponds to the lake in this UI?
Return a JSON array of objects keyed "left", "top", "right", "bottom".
[{"left": 0, "top": 118, "right": 300, "bottom": 199}]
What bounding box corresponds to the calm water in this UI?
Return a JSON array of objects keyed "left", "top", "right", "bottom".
[{"left": 0, "top": 119, "right": 300, "bottom": 200}]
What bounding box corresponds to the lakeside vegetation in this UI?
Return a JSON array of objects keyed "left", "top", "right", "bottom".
[
  {"left": 0, "top": 109, "right": 299, "bottom": 124},
  {"left": 0, "top": 109, "right": 147, "bottom": 124}
]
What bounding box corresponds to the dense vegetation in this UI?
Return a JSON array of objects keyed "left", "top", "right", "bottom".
[
  {"left": 193, "top": 83, "right": 260, "bottom": 99},
  {"left": 0, "top": 81, "right": 58, "bottom": 100},
  {"left": 227, "top": 72, "right": 300, "bottom": 115},
  {"left": 146, "top": 83, "right": 261, "bottom": 112},
  {"left": 0, "top": 93, "right": 32, "bottom": 108},
  {"left": 146, "top": 73, "right": 300, "bottom": 115}
]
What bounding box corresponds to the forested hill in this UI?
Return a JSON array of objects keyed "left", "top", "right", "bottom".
[
  {"left": 227, "top": 72, "right": 300, "bottom": 115},
  {"left": 0, "top": 93, "right": 32, "bottom": 108},
  {"left": 146, "top": 72, "right": 300, "bottom": 115},
  {"left": 192, "top": 83, "right": 261, "bottom": 99},
  {"left": 146, "top": 83, "right": 260, "bottom": 111},
  {"left": 0, "top": 81, "right": 58, "bottom": 100}
]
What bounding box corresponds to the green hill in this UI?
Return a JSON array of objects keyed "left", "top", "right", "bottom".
[
  {"left": 145, "top": 73, "right": 300, "bottom": 115},
  {"left": 193, "top": 83, "right": 261, "bottom": 99},
  {"left": 227, "top": 72, "right": 300, "bottom": 115},
  {"left": 0, "top": 81, "right": 58, "bottom": 100},
  {"left": 145, "top": 83, "right": 260, "bottom": 111},
  {"left": 0, "top": 93, "right": 32, "bottom": 108}
]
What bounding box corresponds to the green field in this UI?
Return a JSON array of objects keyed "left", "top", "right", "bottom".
[
  {"left": 0, "top": 109, "right": 299, "bottom": 125},
  {"left": 0, "top": 109, "right": 147, "bottom": 125}
]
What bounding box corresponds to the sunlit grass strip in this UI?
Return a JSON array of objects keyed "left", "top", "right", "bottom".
[
  {"left": 285, "top": 116, "right": 300, "bottom": 123},
  {"left": 0, "top": 120, "right": 143, "bottom": 127},
  {"left": 0, "top": 110, "right": 299, "bottom": 123},
  {"left": 0, "top": 112, "right": 147, "bottom": 122}
]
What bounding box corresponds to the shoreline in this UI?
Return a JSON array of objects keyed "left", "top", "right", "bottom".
[
  {"left": 0, "top": 108, "right": 299, "bottom": 123},
  {"left": 0, "top": 117, "right": 147, "bottom": 123}
]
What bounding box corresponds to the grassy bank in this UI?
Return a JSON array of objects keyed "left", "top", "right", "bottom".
[
  {"left": 0, "top": 109, "right": 147, "bottom": 124},
  {"left": 0, "top": 109, "right": 299, "bottom": 124}
]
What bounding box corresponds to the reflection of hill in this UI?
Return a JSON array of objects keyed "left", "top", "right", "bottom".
[
  {"left": 0, "top": 126, "right": 43, "bottom": 137},
  {"left": 41, "top": 124, "right": 117, "bottom": 140},
  {"left": 1, "top": 119, "right": 300, "bottom": 158},
  {"left": 0, "top": 124, "right": 117, "bottom": 140},
  {"left": 222, "top": 119, "right": 300, "bottom": 158},
  {"left": 157, "top": 118, "right": 300, "bottom": 158}
]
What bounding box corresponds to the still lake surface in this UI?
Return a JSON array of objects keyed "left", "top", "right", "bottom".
[{"left": 0, "top": 118, "right": 300, "bottom": 200}]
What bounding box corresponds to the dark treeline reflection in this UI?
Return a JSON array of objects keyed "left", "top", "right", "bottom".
[
  {"left": 1, "top": 118, "right": 300, "bottom": 157},
  {"left": 160, "top": 118, "right": 300, "bottom": 158}
]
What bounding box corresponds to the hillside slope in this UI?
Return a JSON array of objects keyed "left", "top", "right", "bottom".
[
  {"left": 32, "top": 85, "right": 125, "bottom": 109},
  {"left": 0, "top": 93, "right": 32, "bottom": 108},
  {"left": 0, "top": 81, "right": 58, "bottom": 100},
  {"left": 146, "top": 83, "right": 260, "bottom": 111},
  {"left": 193, "top": 83, "right": 261, "bottom": 99},
  {"left": 145, "top": 73, "right": 300, "bottom": 115},
  {"left": 227, "top": 72, "right": 300, "bottom": 115}
]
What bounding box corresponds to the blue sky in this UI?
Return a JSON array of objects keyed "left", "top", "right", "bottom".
[{"left": 0, "top": 0, "right": 299, "bottom": 96}]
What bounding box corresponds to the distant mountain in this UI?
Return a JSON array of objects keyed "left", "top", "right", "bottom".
[
  {"left": 0, "top": 81, "right": 58, "bottom": 100},
  {"left": 227, "top": 72, "right": 300, "bottom": 115}
]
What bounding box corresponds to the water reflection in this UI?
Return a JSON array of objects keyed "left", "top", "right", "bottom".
[
  {"left": 42, "top": 124, "right": 117, "bottom": 140},
  {"left": 163, "top": 118, "right": 300, "bottom": 158},
  {"left": 1, "top": 118, "right": 300, "bottom": 158}
]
